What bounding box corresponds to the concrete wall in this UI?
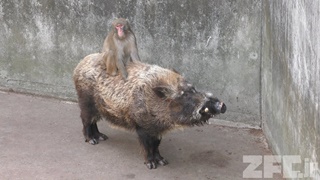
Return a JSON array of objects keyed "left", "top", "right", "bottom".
[
  {"left": 262, "top": 0, "right": 320, "bottom": 178},
  {"left": 0, "top": 0, "right": 262, "bottom": 125}
]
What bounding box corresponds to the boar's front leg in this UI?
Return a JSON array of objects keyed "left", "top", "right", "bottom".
[
  {"left": 153, "top": 137, "right": 169, "bottom": 166},
  {"left": 136, "top": 127, "right": 168, "bottom": 169}
]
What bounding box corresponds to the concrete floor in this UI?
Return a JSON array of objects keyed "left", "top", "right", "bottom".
[{"left": 0, "top": 91, "right": 283, "bottom": 180}]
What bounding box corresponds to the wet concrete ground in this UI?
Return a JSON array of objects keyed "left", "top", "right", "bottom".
[{"left": 0, "top": 91, "right": 283, "bottom": 180}]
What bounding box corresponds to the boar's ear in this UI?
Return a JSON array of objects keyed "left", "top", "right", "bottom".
[
  {"left": 170, "top": 68, "right": 181, "bottom": 75},
  {"left": 152, "top": 86, "right": 173, "bottom": 99}
]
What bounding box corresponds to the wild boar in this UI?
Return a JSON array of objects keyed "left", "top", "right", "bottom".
[{"left": 73, "top": 53, "right": 226, "bottom": 169}]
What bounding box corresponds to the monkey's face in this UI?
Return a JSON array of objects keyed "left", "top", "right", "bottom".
[
  {"left": 112, "top": 18, "right": 130, "bottom": 40},
  {"left": 115, "top": 24, "right": 125, "bottom": 39}
]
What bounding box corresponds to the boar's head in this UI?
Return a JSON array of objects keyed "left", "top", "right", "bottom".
[{"left": 151, "top": 81, "right": 226, "bottom": 127}]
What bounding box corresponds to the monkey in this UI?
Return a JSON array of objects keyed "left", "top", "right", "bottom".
[{"left": 101, "top": 18, "right": 141, "bottom": 79}]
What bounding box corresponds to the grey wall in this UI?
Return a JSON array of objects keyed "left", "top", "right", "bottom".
[
  {"left": 262, "top": 0, "right": 320, "bottom": 178},
  {"left": 0, "top": 0, "right": 262, "bottom": 125}
]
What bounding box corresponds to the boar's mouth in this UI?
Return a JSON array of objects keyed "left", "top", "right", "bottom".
[
  {"left": 195, "top": 97, "right": 226, "bottom": 124},
  {"left": 177, "top": 95, "right": 226, "bottom": 127}
]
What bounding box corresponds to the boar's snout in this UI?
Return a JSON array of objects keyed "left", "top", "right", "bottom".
[
  {"left": 199, "top": 97, "right": 227, "bottom": 117},
  {"left": 220, "top": 103, "right": 227, "bottom": 113}
]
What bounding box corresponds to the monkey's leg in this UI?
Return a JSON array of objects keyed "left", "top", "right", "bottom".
[
  {"left": 116, "top": 58, "right": 128, "bottom": 79},
  {"left": 91, "top": 122, "right": 108, "bottom": 141},
  {"left": 105, "top": 52, "right": 118, "bottom": 76},
  {"left": 106, "top": 60, "right": 117, "bottom": 76},
  {"left": 153, "top": 137, "right": 168, "bottom": 166},
  {"left": 136, "top": 127, "right": 158, "bottom": 169}
]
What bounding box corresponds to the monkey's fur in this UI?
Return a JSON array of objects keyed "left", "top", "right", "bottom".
[
  {"left": 101, "top": 18, "right": 140, "bottom": 79},
  {"left": 73, "top": 53, "right": 226, "bottom": 169}
]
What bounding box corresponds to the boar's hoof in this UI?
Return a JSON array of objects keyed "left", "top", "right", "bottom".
[
  {"left": 145, "top": 161, "right": 157, "bottom": 169},
  {"left": 95, "top": 133, "right": 108, "bottom": 141},
  {"left": 145, "top": 158, "right": 168, "bottom": 169},
  {"left": 157, "top": 159, "right": 168, "bottom": 166},
  {"left": 85, "top": 133, "right": 108, "bottom": 145},
  {"left": 86, "top": 138, "right": 99, "bottom": 145}
]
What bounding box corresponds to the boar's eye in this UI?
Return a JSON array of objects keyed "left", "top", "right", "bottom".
[
  {"left": 191, "top": 87, "right": 196, "bottom": 93},
  {"left": 187, "top": 87, "right": 196, "bottom": 94},
  {"left": 180, "top": 91, "right": 184, "bottom": 95}
]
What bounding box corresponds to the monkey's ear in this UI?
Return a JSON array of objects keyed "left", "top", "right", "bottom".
[{"left": 152, "top": 86, "right": 173, "bottom": 99}]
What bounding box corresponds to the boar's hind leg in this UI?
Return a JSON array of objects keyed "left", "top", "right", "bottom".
[
  {"left": 137, "top": 127, "right": 168, "bottom": 169},
  {"left": 83, "top": 122, "right": 108, "bottom": 145},
  {"left": 79, "top": 92, "right": 108, "bottom": 145}
]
